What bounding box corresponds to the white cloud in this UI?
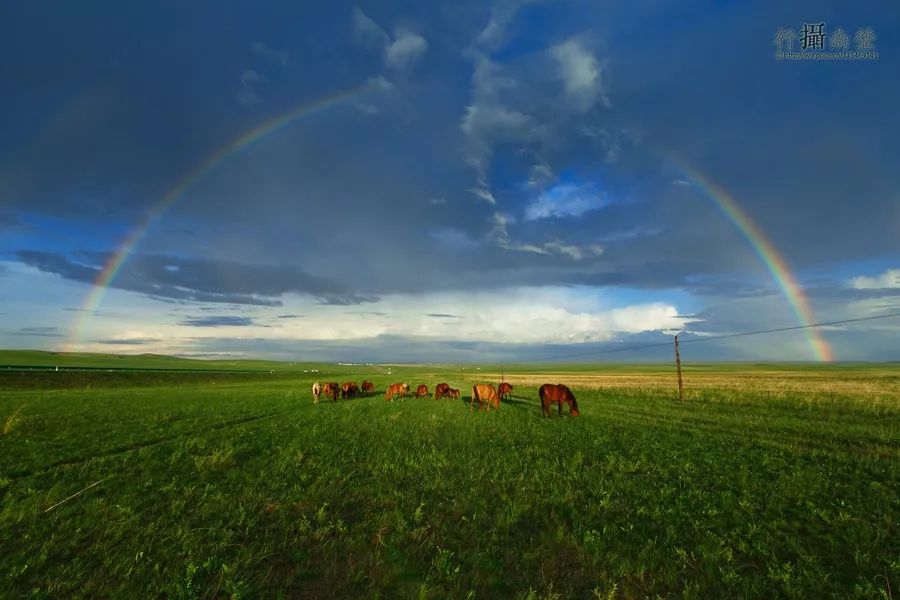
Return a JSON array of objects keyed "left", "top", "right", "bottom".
[
  {"left": 550, "top": 39, "right": 607, "bottom": 111},
  {"left": 525, "top": 183, "right": 608, "bottom": 220},
  {"left": 354, "top": 76, "right": 395, "bottom": 116},
  {"left": 352, "top": 8, "right": 427, "bottom": 71},
  {"left": 354, "top": 102, "right": 380, "bottom": 115},
  {"left": 527, "top": 162, "right": 554, "bottom": 188},
  {"left": 352, "top": 7, "right": 390, "bottom": 49},
  {"left": 295, "top": 289, "right": 690, "bottom": 344},
  {"left": 470, "top": 57, "right": 515, "bottom": 103},
  {"left": 850, "top": 268, "right": 900, "bottom": 289},
  {"left": 543, "top": 240, "right": 604, "bottom": 260},
  {"left": 469, "top": 186, "right": 497, "bottom": 205},
  {"left": 367, "top": 75, "right": 394, "bottom": 92},
  {"left": 236, "top": 42, "right": 287, "bottom": 107},
  {"left": 251, "top": 42, "right": 289, "bottom": 66},
  {"left": 370, "top": 291, "right": 690, "bottom": 344},
  {"left": 386, "top": 29, "right": 428, "bottom": 70},
  {"left": 461, "top": 103, "right": 532, "bottom": 172},
  {"left": 473, "top": 0, "right": 536, "bottom": 52},
  {"left": 236, "top": 69, "right": 268, "bottom": 106},
  {"left": 488, "top": 212, "right": 603, "bottom": 260},
  {"left": 240, "top": 69, "right": 265, "bottom": 86}
]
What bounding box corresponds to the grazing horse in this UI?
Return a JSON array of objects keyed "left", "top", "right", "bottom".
[
  {"left": 471, "top": 384, "right": 500, "bottom": 412},
  {"left": 361, "top": 380, "right": 375, "bottom": 396},
  {"left": 434, "top": 383, "right": 450, "bottom": 400},
  {"left": 341, "top": 382, "right": 359, "bottom": 399},
  {"left": 415, "top": 384, "right": 430, "bottom": 398},
  {"left": 538, "top": 383, "right": 580, "bottom": 417},
  {"left": 322, "top": 382, "right": 340, "bottom": 402},
  {"left": 385, "top": 383, "right": 409, "bottom": 401},
  {"left": 447, "top": 388, "right": 460, "bottom": 400},
  {"left": 498, "top": 382, "right": 513, "bottom": 401},
  {"left": 312, "top": 381, "right": 322, "bottom": 404}
]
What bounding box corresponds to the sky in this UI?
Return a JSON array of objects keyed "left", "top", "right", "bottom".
[{"left": 1, "top": 0, "right": 898, "bottom": 363}]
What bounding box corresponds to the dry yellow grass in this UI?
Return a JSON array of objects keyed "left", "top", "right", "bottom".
[
  {"left": 1, "top": 407, "right": 24, "bottom": 436},
  {"left": 478, "top": 370, "right": 900, "bottom": 400}
]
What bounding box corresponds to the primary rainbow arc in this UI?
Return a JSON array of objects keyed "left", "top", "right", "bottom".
[
  {"left": 66, "top": 83, "right": 833, "bottom": 362},
  {"left": 673, "top": 160, "right": 833, "bottom": 362},
  {"left": 68, "top": 83, "right": 373, "bottom": 349}
]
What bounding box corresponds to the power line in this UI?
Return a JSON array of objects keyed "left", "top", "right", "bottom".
[{"left": 525, "top": 312, "right": 900, "bottom": 362}]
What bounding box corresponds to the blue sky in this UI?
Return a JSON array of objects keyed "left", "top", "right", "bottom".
[{"left": 1, "top": 0, "right": 898, "bottom": 362}]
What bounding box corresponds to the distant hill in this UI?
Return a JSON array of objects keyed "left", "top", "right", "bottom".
[{"left": 0, "top": 349, "right": 329, "bottom": 372}]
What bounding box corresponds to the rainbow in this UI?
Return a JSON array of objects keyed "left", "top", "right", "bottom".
[
  {"left": 673, "top": 160, "right": 834, "bottom": 362},
  {"left": 67, "top": 82, "right": 373, "bottom": 349}
]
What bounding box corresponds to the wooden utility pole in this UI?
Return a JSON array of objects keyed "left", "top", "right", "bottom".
[{"left": 674, "top": 334, "right": 684, "bottom": 402}]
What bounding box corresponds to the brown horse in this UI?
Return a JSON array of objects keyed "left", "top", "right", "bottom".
[
  {"left": 471, "top": 384, "right": 499, "bottom": 412},
  {"left": 361, "top": 380, "right": 375, "bottom": 396},
  {"left": 385, "top": 383, "right": 409, "bottom": 401},
  {"left": 415, "top": 384, "right": 430, "bottom": 398},
  {"left": 341, "top": 382, "right": 359, "bottom": 399},
  {"left": 322, "top": 382, "right": 340, "bottom": 402},
  {"left": 447, "top": 388, "right": 460, "bottom": 400},
  {"left": 498, "top": 382, "right": 513, "bottom": 401},
  {"left": 538, "top": 383, "right": 579, "bottom": 417},
  {"left": 312, "top": 381, "right": 322, "bottom": 404},
  {"left": 434, "top": 383, "right": 450, "bottom": 400}
]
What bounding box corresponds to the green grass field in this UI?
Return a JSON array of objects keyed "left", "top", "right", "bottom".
[{"left": 1, "top": 353, "right": 898, "bottom": 598}]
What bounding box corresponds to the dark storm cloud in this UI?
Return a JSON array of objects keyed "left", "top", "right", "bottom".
[
  {"left": 177, "top": 331, "right": 776, "bottom": 364},
  {"left": 10, "top": 1, "right": 895, "bottom": 301},
  {"left": 180, "top": 316, "right": 255, "bottom": 327},
  {"left": 2, "top": 1, "right": 898, "bottom": 361},
  {"left": 427, "top": 313, "right": 462, "bottom": 318},
  {"left": 8, "top": 326, "right": 64, "bottom": 338},
  {"left": 16, "top": 251, "right": 379, "bottom": 306},
  {"left": 0, "top": 209, "right": 20, "bottom": 229}
]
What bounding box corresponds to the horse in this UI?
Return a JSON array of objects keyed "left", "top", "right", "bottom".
[
  {"left": 434, "top": 383, "right": 450, "bottom": 400},
  {"left": 322, "top": 382, "right": 340, "bottom": 402},
  {"left": 471, "top": 384, "right": 500, "bottom": 412},
  {"left": 341, "top": 382, "right": 359, "bottom": 400},
  {"left": 312, "top": 381, "right": 321, "bottom": 404},
  {"left": 538, "top": 383, "right": 579, "bottom": 417},
  {"left": 385, "top": 383, "right": 409, "bottom": 401},
  {"left": 361, "top": 380, "right": 375, "bottom": 396},
  {"left": 498, "top": 382, "right": 513, "bottom": 401},
  {"left": 447, "top": 388, "right": 460, "bottom": 400},
  {"left": 415, "top": 384, "right": 430, "bottom": 398}
]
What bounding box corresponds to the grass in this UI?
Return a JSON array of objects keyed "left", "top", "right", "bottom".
[{"left": 0, "top": 358, "right": 897, "bottom": 598}]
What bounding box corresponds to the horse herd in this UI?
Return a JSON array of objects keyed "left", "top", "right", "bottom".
[{"left": 311, "top": 379, "right": 580, "bottom": 417}]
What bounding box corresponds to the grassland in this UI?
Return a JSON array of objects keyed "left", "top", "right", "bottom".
[{"left": 0, "top": 354, "right": 897, "bottom": 598}]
